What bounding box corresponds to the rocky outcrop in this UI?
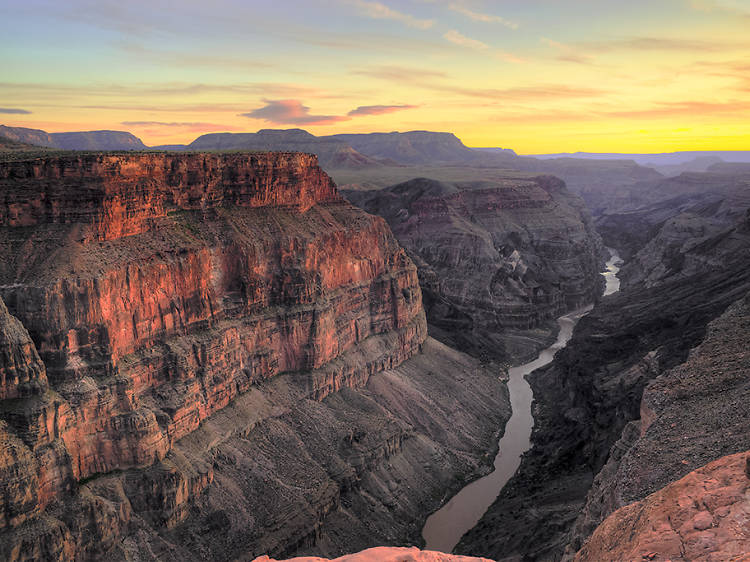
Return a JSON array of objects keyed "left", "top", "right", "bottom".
[
  {"left": 255, "top": 546, "right": 494, "bottom": 562},
  {"left": 0, "top": 297, "right": 47, "bottom": 399},
  {"left": 0, "top": 152, "right": 495, "bottom": 559},
  {"left": 575, "top": 450, "right": 750, "bottom": 562},
  {"left": 457, "top": 187, "right": 750, "bottom": 560},
  {"left": 345, "top": 176, "right": 603, "bottom": 362}
]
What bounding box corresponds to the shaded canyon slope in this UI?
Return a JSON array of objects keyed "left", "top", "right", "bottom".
[
  {"left": 345, "top": 176, "right": 604, "bottom": 363},
  {"left": 571, "top": 288, "right": 750, "bottom": 560},
  {"left": 457, "top": 170, "right": 750, "bottom": 560},
  {"left": 596, "top": 169, "right": 750, "bottom": 263},
  {"left": 0, "top": 152, "right": 509, "bottom": 560}
]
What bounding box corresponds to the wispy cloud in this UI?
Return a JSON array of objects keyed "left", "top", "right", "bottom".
[
  {"left": 442, "top": 30, "right": 522, "bottom": 62},
  {"left": 582, "top": 36, "right": 745, "bottom": 52},
  {"left": 690, "top": 0, "right": 750, "bottom": 16},
  {"left": 121, "top": 121, "right": 242, "bottom": 132},
  {"left": 345, "top": 0, "right": 434, "bottom": 29},
  {"left": 603, "top": 100, "right": 750, "bottom": 119},
  {"left": 448, "top": 3, "right": 518, "bottom": 29},
  {"left": 541, "top": 37, "right": 595, "bottom": 65},
  {"left": 348, "top": 104, "right": 418, "bottom": 116},
  {"left": 443, "top": 29, "right": 489, "bottom": 50},
  {"left": 354, "top": 65, "right": 448, "bottom": 81},
  {"left": 0, "top": 107, "right": 32, "bottom": 114},
  {"left": 240, "top": 99, "right": 350, "bottom": 126},
  {"left": 353, "top": 67, "right": 607, "bottom": 100}
]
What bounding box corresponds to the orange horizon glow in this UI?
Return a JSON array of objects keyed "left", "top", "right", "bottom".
[{"left": 2, "top": 0, "right": 749, "bottom": 154}]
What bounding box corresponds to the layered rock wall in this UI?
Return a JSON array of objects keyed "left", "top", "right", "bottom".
[
  {"left": 0, "top": 152, "right": 432, "bottom": 559},
  {"left": 346, "top": 175, "right": 603, "bottom": 362}
]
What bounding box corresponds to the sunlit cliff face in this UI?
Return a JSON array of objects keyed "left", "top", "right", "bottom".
[{"left": 1, "top": 0, "right": 748, "bottom": 153}]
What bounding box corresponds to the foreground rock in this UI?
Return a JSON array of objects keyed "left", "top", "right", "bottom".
[
  {"left": 345, "top": 176, "right": 603, "bottom": 362},
  {"left": 0, "top": 152, "right": 508, "bottom": 559},
  {"left": 255, "top": 546, "right": 494, "bottom": 562},
  {"left": 575, "top": 451, "right": 750, "bottom": 562}
]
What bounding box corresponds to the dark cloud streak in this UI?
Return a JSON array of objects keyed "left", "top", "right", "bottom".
[{"left": 240, "top": 99, "right": 350, "bottom": 125}]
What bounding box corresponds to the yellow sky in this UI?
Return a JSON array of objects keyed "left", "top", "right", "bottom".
[{"left": 1, "top": 0, "right": 749, "bottom": 153}]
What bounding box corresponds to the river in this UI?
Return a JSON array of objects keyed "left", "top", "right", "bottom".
[{"left": 422, "top": 248, "right": 622, "bottom": 553}]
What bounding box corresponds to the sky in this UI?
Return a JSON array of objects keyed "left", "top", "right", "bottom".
[{"left": 1, "top": 0, "right": 749, "bottom": 153}]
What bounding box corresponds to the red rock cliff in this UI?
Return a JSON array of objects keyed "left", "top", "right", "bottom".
[{"left": 0, "top": 152, "right": 426, "bottom": 558}]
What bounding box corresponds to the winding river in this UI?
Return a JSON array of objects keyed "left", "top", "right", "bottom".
[{"left": 422, "top": 249, "right": 622, "bottom": 553}]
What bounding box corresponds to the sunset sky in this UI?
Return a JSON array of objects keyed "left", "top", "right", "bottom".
[{"left": 1, "top": 0, "right": 749, "bottom": 153}]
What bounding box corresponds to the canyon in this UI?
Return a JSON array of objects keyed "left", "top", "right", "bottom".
[
  {"left": 0, "top": 128, "right": 749, "bottom": 562},
  {"left": 0, "top": 151, "right": 508, "bottom": 560}
]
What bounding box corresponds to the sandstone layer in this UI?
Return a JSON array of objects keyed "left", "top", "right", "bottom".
[
  {"left": 345, "top": 176, "right": 603, "bottom": 362},
  {"left": 0, "top": 152, "right": 510, "bottom": 560}
]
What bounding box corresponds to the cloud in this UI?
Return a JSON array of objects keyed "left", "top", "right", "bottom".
[
  {"left": 442, "top": 30, "right": 522, "bottom": 62},
  {"left": 354, "top": 65, "right": 448, "bottom": 81},
  {"left": 240, "top": 99, "right": 350, "bottom": 125},
  {"left": 602, "top": 100, "right": 750, "bottom": 119},
  {"left": 0, "top": 107, "right": 31, "bottom": 114},
  {"left": 541, "top": 37, "right": 595, "bottom": 65},
  {"left": 582, "top": 36, "right": 745, "bottom": 53},
  {"left": 448, "top": 3, "right": 518, "bottom": 29},
  {"left": 240, "top": 99, "right": 420, "bottom": 124},
  {"left": 443, "top": 30, "right": 489, "bottom": 50},
  {"left": 121, "top": 121, "right": 243, "bottom": 131},
  {"left": 345, "top": 0, "right": 434, "bottom": 29},
  {"left": 690, "top": 0, "right": 750, "bottom": 16},
  {"left": 116, "top": 43, "right": 273, "bottom": 71},
  {"left": 354, "top": 66, "right": 606, "bottom": 100},
  {"left": 347, "top": 104, "right": 418, "bottom": 116}
]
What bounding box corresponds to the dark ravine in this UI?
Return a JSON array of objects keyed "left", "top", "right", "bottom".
[
  {"left": 422, "top": 250, "right": 621, "bottom": 554},
  {"left": 456, "top": 171, "right": 750, "bottom": 560},
  {"left": 569, "top": 288, "right": 750, "bottom": 560}
]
